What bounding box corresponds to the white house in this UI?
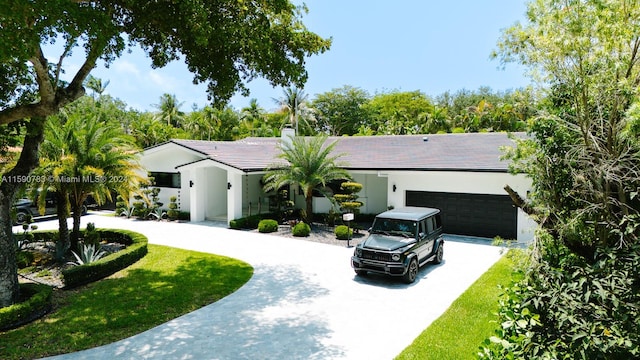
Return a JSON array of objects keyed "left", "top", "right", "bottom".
[{"left": 138, "top": 130, "right": 536, "bottom": 242}]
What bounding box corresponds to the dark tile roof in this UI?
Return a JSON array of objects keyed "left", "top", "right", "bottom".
[{"left": 169, "top": 132, "right": 521, "bottom": 172}]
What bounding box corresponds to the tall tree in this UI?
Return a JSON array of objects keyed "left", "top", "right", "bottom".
[
  {"left": 263, "top": 136, "right": 351, "bottom": 223},
  {"left": 360, "top": 90, "right": 433, "bottom": 135},
  {"left": 240, "top": 99, "right": 266, "bottom": 137},
  {"left": 0, "top": 0, "right": 330, "bottom": 307},
  {"left": 312, "top": 85, "right": 371, "bottom": 136},
  {"left": 273, "top": 87, "right": 316, "bottom": 135},
  {"left": 34, "top": 109, "right": 143, "bottom": 251},
  {"left": 84, "top": 75, "right": 110, "bottom": 99},
  {"left": 497, "top": 0, "right": 640, "bottom": 257},
  {"left": 154, "top": 93, "right": 185, "bottom": 128}
]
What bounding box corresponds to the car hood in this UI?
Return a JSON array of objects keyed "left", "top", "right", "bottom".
[{"left": 361, "top": 233, "right": 415, "bottom": 251}]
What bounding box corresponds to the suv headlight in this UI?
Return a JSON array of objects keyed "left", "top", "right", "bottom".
[
  {"left": 355, "top": 248, "right": 362, "bottom": 257},
  {"left": 391, "top": 253, "right": 401, "bottom": 261}
]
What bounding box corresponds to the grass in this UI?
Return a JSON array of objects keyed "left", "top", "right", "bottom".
[
  {"left": 0, "top": 244, "right": 253, "bottom": 360},
  {"left": 395, "top": 249, "right": 524, "bottom": 360}
]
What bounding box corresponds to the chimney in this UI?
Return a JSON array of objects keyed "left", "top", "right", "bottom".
[{"left": 281, "top": 125, "right": 295, "bottom": 149}]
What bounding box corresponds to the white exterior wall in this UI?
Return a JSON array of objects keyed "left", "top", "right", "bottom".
[
  {"left": 386, "top": 171, "right": 535, "bottom": 242},
  {"left": 139, "top": 146, "right": 202, "bottom": 212},
  {"left": 206, "top": 167, "right": 227, "bottom": 219}
]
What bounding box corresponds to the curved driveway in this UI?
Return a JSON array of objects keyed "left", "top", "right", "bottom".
[{"left": 32, "top": 214, "right": 505, "bottom": 360}]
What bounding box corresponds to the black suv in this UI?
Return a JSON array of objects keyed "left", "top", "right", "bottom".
[
  {"left": 351, "top": 207, "right": 444, "bottom": 283},
  {"left": 13, "top": 192, "right": 92, "bottom": 225}
]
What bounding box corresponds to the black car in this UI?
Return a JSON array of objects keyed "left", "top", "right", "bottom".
[
  {"left": 13, "top": 192, "right": 91, "bottom": 225},
  {"left": 351, "top": 207, "right": 444, "bottom": 283}
]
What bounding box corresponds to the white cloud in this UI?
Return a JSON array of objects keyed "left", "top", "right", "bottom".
[{"left": 114, "top": 60, "right": 141, "bottom": 77}]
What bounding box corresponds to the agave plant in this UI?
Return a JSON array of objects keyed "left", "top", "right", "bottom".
[
  {"left": 148, "top": 207, "right": 167, "bottom": 221},
  {"left": 69, "top": 243, "right": 106, "bottom": 266}
]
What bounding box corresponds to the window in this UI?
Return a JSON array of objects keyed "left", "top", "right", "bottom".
[
  {"left": 150, "top": 172, "right": 181, "bottom": 188},
  {"left": 426, "top": 217, "right": 435, "bottom": 234}
]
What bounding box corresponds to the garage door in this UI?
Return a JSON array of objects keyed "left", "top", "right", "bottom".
[{"left": 405, "top": 191, "right": 517, "bottom": 239}]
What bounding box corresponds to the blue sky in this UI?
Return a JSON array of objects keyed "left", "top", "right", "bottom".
[{"left": 56, "top": 1, "right": 531, "bottom": 112}]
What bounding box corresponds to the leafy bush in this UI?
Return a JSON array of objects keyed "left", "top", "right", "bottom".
[
  {"left": 335, "top": 225, "right": 353, "bottom": 240},
  {"left": 292, "top": 222, "right": 311, "bottom": 237},
  {"left": 479, "top": 244, "right": 640, "bottom": 359},
  {"left": 0, "top": 283, "right": 52, "bottom": 331},
  {"left": 258, "top": 219, "right": 279, "bottom": 233}
]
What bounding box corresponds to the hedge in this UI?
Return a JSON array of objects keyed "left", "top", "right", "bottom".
[
  {"left": 0, "top": 283, "right": 52, "bottom": 331},
  {"left": 62, "top": 229, "right": 148, "bottom": 289},
  {"left": 230, "top": 213, "right": 276, "bottom": 230}
]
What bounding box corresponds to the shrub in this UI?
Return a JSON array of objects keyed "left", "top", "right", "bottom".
[
  {"left": 335, "top": 225, "right": 353, "bottom": 240},
  {"left": 0, "top": 283, "right": 52, "bottom": 331},
  {"left": 84, "top": 222, "right": 100, "bottom": 246},
  {"left": 258, "top": 219, "right": 279, "bottom": 233},
  {"left": 167, "top": 196, "right": 179, "bottom": 220},
  {"left": 479, "top": 243, "right": 640, "bottom": 359},
  {"left": 292, "top": 222, "right": 311, "bottom": 237},
  {"left": 230, "top": 213, "right": 275, "bottom": 230}
]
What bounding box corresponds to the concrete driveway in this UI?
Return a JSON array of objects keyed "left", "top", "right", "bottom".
[{"left": 29, "top": 214, "right": 505, "bottom": 360}]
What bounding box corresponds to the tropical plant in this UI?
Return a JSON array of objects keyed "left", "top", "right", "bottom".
[
  {"left": 263, "top": 136, "right": 351, "bottom": 223},
  {"left": 69, "top": 243, "right": 106, "bottom": 266},
  {"left": 273, "top": 87, "right": 317, "bottom": 135},
  {"left": 32, "top": 109, "right": 143, "bottom": 250},
  {"left": 153, "top": 93, "right": 185, "bottom": 128},
  {"left": 0, "top": 0, "right": 330, "bottom": 307}
]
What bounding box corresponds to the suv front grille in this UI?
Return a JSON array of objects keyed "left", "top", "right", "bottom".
[{"left": 361, "top": 250, "right": 392, "bottom": 262}]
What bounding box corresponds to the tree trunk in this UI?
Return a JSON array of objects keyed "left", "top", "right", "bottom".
[
  {"left": 0, "top": 117, "right": 46, "bottom": 307},
  {"left": 55, "top": 190, "right": 70, "bottom": 253},
  {"left": 305, "top": 191, "right": 313, "bottom": 224},
  {"left": 71, "top": 201, "right": 83, "bottom": 252},
  {"left": 0, "top": 191, "right": 19, "bottom": 307}
]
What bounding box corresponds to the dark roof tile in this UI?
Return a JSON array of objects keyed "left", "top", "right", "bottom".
[{"left": 170, "top": 132, "right": 521, "bottom": 172}]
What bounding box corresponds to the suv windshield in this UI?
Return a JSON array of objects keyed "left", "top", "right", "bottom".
[{"left": 371, "top": 218, "right": 417, "bottom": 238}]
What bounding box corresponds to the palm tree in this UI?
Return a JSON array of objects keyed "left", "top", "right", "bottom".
[
  {"left": 153, "top": 93, "right": 185, "bottom": 128},
  {"left": 263, "top": 136, "right": 351, "bottom": 223},
  {"left": 240, "top": 98, "right": 265, "bottom": 136},
  {"left": 273, "top": 87, "right": 316, "bottom": 135},
  {"left": 35, "top": 112, "right": 143, "bottom": 250},
  {"left": 84, "top": 75, "right": 110, "bottom": 99}
]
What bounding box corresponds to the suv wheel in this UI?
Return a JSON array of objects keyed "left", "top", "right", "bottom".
[
  {"left": 403, "top": 258, "right": 418, "bottom": 284},
  {"left": 433, "top": 243, "right": 444, "bottom": 264},
  {"left": 15, "top": 210, "right": 30, "bottom": 225}
]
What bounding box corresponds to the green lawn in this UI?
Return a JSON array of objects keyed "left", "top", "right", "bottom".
[
  {"left": 0, "top": 244, "right": 253, "bottom": 360},
  {"left": 395, "top": 249, "right": 523, "bottom": 360}
]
